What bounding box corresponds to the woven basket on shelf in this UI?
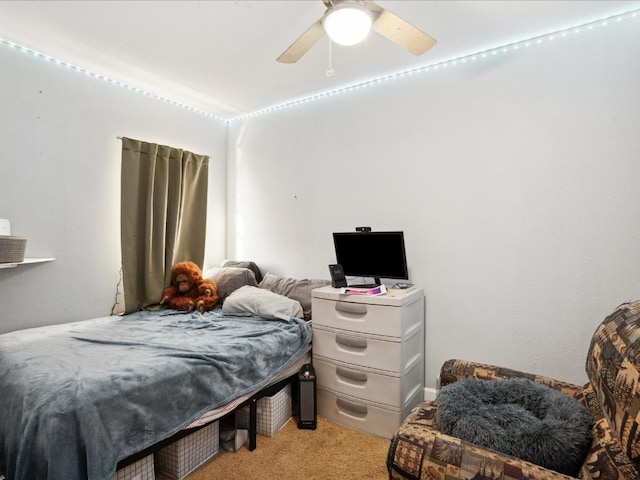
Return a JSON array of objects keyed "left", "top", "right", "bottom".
[{"left": 0, "top": 236, "right": 27, "bottom": 263}]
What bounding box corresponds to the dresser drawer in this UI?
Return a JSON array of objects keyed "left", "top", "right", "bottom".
[
  {"left": 317, "top": 387, "right": 409, "bottom": 439},
  {"left": 312, "top": 325, "right": 422, "bottom": 374},
  {"left": 313, "top": 355, "right": 423, "bottom": 409},
  {"left": 312, "top": 296, "right": 423, "bottom": 338}
]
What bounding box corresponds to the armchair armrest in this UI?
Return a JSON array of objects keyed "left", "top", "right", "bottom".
[
  {"left": 440, "top": 359, "right": 584, "bottom": 399},
  {"left": 387, "top": 402, "right": 577, "bottom": 480}
]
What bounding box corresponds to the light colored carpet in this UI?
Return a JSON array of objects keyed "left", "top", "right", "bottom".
[{"left": 177, "top": 416, "right": 390, "bottom": 480}]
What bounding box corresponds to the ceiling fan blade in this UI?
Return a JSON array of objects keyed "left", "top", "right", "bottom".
[
  {"left": 366, "top": 1, "right": 436, "bottom": 56},
  {"left": 277, "top": 19, "right": 326, "bottom": 63}
]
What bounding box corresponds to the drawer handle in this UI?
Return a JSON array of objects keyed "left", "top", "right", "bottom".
[
  {"left": 337, "top": 398, "right": 368, "bottom": 418},
  {"left": 335, "top": 301, "right": 367, "bottom": 315},
  {"left": 335, "top": 334, "right": 367, "bottom": 350},
  {"left": 336, "top": 367, "right": 368, "bottom": 385}
]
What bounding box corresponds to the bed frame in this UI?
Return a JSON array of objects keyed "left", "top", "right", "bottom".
[{"left": 116, "top": 373, "right": 300, "bottom": 470}]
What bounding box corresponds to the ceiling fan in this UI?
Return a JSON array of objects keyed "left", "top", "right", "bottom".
[{"left": 277, "top": 0, "right": 437, "bottom": 63}]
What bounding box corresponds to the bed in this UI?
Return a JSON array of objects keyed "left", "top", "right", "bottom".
[{"left": 0, "top": 265, "right": 327, "bottom": 480}]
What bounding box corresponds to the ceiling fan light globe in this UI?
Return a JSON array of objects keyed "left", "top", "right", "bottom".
[{"left": 323, "top": 3, "right": 372, "bottom": 46}]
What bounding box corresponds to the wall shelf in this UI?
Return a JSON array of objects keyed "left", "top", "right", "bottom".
[{"left": 0, "top": 257, "right": 55, "bottom": 270}]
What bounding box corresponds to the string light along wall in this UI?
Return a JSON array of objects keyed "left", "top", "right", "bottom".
[
  {"left": 239, "top": 7, "right": 640, "bottom": 122},
  {"left": 0, "top": 37, "right": 228, "bottom": 125},
  {"left": 1, "top": 7, "right": 638, "bottom": 125}
]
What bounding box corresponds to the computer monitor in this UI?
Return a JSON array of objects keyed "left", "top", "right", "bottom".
[{"left": 332, "top": 231, "right": 409, "bottom": 286}]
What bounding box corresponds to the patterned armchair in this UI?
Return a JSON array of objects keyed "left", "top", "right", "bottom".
[{"left": 387, "top": 300, "right": 640, "bottom": 480}]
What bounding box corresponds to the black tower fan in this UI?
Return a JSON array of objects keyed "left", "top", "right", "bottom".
[{"left": 297, "top": 363, "right": 317, "bottom": 429}]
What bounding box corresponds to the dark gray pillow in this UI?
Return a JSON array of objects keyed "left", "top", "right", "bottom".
[
  {"left": 258, "top": 272, "right": 330, "bottom": 320},
  {"left": 220, "top": 260, "right": 263, "bottom": 283},
  {"left": 204, "top": 267, "right": 258, "bottom": 302}
]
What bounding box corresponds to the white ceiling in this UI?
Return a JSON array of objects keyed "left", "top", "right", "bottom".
[{"left": 1, "top": 0, "right": 639, "bottom": 121}]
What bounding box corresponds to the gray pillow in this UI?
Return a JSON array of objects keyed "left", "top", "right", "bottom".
[
  {"left": 220, "top": 260, "right": 263, "bottom": 283},
  {"left": 203, "top": 267, "right": 258, "bottom": 302},
  {"left": 222, "top": 285, "right": 303, "bottom": 321},
  {"left": 258, "top": 272, "right": 331, "bottom": 320}
]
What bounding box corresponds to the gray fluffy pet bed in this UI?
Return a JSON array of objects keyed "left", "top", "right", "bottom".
[{"left": 436, "top": 377, "right": 592, "bottom": 476}]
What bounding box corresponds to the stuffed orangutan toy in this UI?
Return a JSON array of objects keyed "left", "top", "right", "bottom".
[{"left": 160, "top": 261, "right": 219, "bottom": 312}]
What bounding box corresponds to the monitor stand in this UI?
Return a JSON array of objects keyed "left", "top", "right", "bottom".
[{"left": 348, "top": 277, "right": 381, "bottom": 289}]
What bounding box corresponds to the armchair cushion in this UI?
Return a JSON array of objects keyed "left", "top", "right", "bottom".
[
  {"left": 435, "top": 377, "right": 592, "bottom": 476},
  {"left": 440, "top": 359, "right": 584, "bottom": 398}
]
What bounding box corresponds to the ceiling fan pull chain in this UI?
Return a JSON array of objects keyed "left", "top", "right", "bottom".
[{"left": 326, "top": 40, "right": 335, "bottom": 77}]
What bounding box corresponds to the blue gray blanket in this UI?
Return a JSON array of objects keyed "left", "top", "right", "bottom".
[{"left": 0, "top": 309, "right": 311, "bottom": 480}]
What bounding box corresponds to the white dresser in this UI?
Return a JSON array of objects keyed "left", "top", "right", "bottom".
[{"left": 311, "top": 286, "right": 425, "bottom": 438}]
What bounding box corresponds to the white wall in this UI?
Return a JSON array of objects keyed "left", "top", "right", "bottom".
[
  {"left": 0, "top": 45, "right": 228, "bottom": 334},
  {"left": 227, "top": 18, "right": 640, "bottom": 388}
]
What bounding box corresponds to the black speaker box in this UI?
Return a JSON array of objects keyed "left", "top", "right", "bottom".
[
  {"left": 297, "top": 363, "right": 317, "bottom": 430},
  {"left": 328, "top": 264, "right": 347, "bottom": 288}
]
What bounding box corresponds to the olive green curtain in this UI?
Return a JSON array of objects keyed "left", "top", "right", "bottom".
[{"left": 120, "top": 137, "right": 209, "bottom": 313}]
